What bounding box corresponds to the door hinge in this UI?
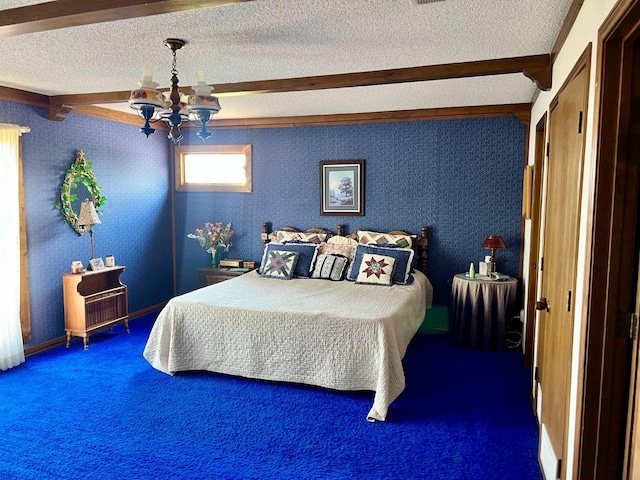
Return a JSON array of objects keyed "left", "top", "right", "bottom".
[
  {"left": 566, "top": 290, "right": 572, "bottom": 312},
  {"left": 578, "top": 111, "right": 583, "bottom": 134},
  {"left": 546, "top": 141, "right": 550, "bottom": 157},
  {"left": 540, "top": 256, "right": 544, "bottom": 272},
  {"left": 616, "top": 312, "right": 638, "bottom": 340},
  {"left": 556, "top": 458, "right": 562, "bottom": 479},
  {"left": 534, "top": 366, "right": 539, "bottom": 381}
]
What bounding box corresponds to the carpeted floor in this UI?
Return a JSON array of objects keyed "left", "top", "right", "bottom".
[{"left": 0, "top": 313, "right": 542, "bottom": 479}]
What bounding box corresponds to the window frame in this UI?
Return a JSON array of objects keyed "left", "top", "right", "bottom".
[{"left": 174, "top": 144, "right": 252, "bottom": 192}]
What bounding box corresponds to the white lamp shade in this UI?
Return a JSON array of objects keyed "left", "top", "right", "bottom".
[{"left": 77, "top": 199, "right": 101, "bottom": 226}]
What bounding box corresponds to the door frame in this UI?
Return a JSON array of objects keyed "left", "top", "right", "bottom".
[
  {"left": 523, "top": 114, "right": 546, "bottom": 369},
  {"left": 576, "top": 0, "right": 640, "bottom": 477}
]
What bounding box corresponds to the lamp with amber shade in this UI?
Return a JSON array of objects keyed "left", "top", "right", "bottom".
[{"left": 481, "top": 235, "right": 506, "bottom": 273}]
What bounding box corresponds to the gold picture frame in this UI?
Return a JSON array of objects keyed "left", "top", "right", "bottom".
[{"left": 522, "top": 165, "right": 533, "bottom": 219}]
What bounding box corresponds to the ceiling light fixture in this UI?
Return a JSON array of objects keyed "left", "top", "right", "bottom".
[{"left": 129, "top": 38, "right": 221, "bottom": 144}]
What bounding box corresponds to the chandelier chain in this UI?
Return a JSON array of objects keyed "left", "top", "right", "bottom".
[{"left": 171, "top": 48, "right": 178, "bottom": 77}]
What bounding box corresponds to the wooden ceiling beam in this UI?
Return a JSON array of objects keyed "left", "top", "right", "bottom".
[
  {"left": 49, "top": 54, "right": 552, "bottom": 107},
  {"left": 204, "top": 104, "right": 532, "bottom": 129},
  {"left": 71, "top": 105, "right": 168, "bottom": 129},
  {"left": 0, "top": 0, "right": 251, "bottom": 38},
  {"left": 212, "top": 54, "right": 552, "bottom": 95},
  {"left": 523, "top": 66, "right": 552, "bottom": 91},
  {"left": 0, "top": 85, "right": 49, "bottom": 108},
  {"left": 70, "top": 103, "right": 531, "bottom": 129},
  {"left": 49, "top": 104, "right": 74, "bottom": 122},
  {"left": 51, "top": 91, "right": 131, "bottom": 106}
]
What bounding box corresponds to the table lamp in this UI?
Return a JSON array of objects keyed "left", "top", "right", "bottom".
[
  {"left": 481, "top": 235, "right": 506, "bottom": 273},
  {"left": 77, "top": 199, "right": 101, "bottom": 264}
]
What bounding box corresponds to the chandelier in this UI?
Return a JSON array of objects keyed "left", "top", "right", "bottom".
[{"left": 129, "top": 39, "right": 221, "bottom": 144}]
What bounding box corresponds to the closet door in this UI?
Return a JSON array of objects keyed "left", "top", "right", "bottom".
[{"left": 536, "top": 55, "right": 588, "bottom": 479}]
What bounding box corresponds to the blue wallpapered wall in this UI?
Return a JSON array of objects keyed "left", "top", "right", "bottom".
[
  {"left": 175, "top": 117, "right": 526, "bottom": 305},
  {"left": 0, "top": 100, "right": 174, "bottom": 347},
  {"left": 1, "top": 97, "right": 524, "bottom": 346}
]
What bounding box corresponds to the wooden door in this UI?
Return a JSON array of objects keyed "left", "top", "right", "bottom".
[
  {"left": 625, "top": 259, "right": 640, "bottom": 478},
  {"left": 622, "top": 36, "right": 640, "bottom": 480},
  {"left": 536, "top": 58, "right": 588, "bottom": 479},
  {"left": 524, "top": 115, "right": 546, "bottom": 368}
]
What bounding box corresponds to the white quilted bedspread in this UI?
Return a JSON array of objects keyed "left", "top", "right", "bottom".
[{"left": 143, "top": 270, "right": 432, "bottom": 421}]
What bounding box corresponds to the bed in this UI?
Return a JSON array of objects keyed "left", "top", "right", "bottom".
[{"left": 143, "top": 224, "right": 432, "bottom": 421}]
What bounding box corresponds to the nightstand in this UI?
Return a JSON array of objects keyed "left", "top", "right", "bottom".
[
  {"left": 449, "top": 273, "right": 518, "bottom": 351},
  {"left": 62, "top": 266, "right": 129, "bottom": 350},
  {"left": 198, "top": 267, "right": 254, "bottom": 287}
]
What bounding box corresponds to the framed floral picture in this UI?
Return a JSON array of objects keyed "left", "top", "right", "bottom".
[{"left": 319, "top": 160, "right": 365, "bottom": 216}]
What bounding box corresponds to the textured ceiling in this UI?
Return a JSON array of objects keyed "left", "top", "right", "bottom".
[{"left": 0, "top": 0, "right": 573, "bottom": 120}]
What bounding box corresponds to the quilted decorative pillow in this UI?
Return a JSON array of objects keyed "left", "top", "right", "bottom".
[
  {"left": 272, "top": 230, "right": 327, "bottom": 244},
  {"left": 355, "top": 254, "right": 396, "bottom": 286},
  {"left": 347, "top": 244, "right": 415, "bottom": 284},
  {"left": 260, "top": 242, "right": 319, "bottom": 278},
  {"left": 357, "top": 230, "right": 415, "bottom": 249},
  {"left": 311, "top": 254, "right": 349, "bottom": 281},
  {"left": 260, "top": 250, "right": 299, "bottom": 280},
  {"left": 318, "top": 242, "right": 356, "bottom": 264}
]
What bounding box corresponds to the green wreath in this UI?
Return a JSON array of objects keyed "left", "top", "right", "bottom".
[{"left": 55, "top": 150, "right": 107, "bottom": 235}]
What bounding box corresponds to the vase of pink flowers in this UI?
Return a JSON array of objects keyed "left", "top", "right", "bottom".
[{"left": 187, "top": 222, "right": 234, "bottom": 268}]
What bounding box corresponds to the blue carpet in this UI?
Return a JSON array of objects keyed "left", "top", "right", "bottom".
[{"left": 0, "top": 313, "right": 541, "bottom": 479}]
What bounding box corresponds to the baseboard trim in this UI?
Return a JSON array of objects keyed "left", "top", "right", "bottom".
[
  {"left": 23, "top": 302, "right": 166, "bottom": 356},
  {"left": 128, "top": 302, "right": 166, "bottom": 320}
]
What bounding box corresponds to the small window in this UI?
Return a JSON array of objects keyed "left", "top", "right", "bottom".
[{"left": 175, "top": 145, "right": 252, "bottom": 192}]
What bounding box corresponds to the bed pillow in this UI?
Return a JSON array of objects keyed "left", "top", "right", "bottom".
[
  {"left": 311, "top": 254, "right": 349, "bottom": 281},
  {"left": 318, "top": 242, "right": 356, "bottom": 264},
  {"left": 357, "top": 230, "right": 415, "bottom": 249},
  {"left": 272, "top": 230, "right": 327, "bottom": 244},
  {"left": 260, "top": 250, "right": 299, "bottom": 280},
  {"left": 355, "top": 253, "right": 396, "bottom": 286},
  {"left": 347, "top": 244, "right": 415, "bottom": 284},
  {"left": 260, "top": 242, "right": 319, "bottom": 278},
  {"left": 327, "top": 235, "right": 358, "bottom": 246}
]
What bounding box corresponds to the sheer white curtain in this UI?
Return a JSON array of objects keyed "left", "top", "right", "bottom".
[{"left": 0, "top": 123, "right": 27, "bottom": 371}]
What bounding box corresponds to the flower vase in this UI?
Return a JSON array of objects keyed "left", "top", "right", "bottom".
[{"left": 210, "top": 249, "right": 220, "bottom": 268}]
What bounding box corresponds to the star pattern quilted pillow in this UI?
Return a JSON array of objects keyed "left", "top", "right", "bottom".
[
  {"left": 259, "top": 242, "right": 318, "bottom": 278},
  {"left": 347, "top": 244, "right": 415, "bottom": 284},
  {"left": 355, "top": 253, "right": 396, "bottom": 286},
  {"left": 260, "top": 250, "right": 299, "bottom": 280}
]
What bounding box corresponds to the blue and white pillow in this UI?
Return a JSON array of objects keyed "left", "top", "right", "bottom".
[
  {"left": 260, "top": 242, "right": 318, "bottom": 278},
  {"left": 347, "top": 244, "right": 414, "bottom": 284},
  {"left": 311, "top": 254, "right": 348, "bottom": 281},
  {"left": 260, "top": 250, "right": 299, "bottom": 280}
]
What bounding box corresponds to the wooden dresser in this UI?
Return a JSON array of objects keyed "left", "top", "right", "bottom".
[{"left": 62, "top": 266, "right": 129, "bottom": 350}]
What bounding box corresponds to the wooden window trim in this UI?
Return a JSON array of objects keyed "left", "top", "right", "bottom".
[{"left": 174, "top": 144, "right": 252, "bottom": 193}]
